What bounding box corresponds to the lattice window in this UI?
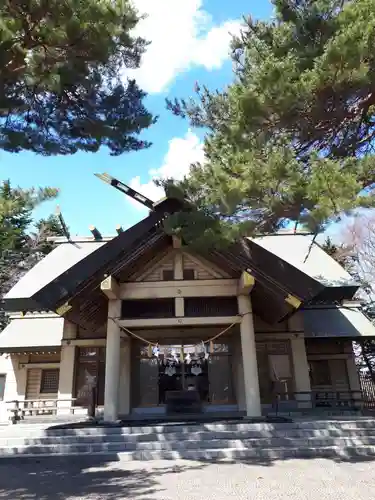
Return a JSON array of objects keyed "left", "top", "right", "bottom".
[
  {"left": 185, "top": 297, "right": 238, "bottom": 317},
  {"left": 40, "top": 369, "right": 59, "bottom": 393},
  {"left": 122, "top": 299, "right": 175, "bottom": 318}
]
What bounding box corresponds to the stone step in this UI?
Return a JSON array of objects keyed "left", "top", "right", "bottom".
[
  {"left": 2, "top": 436, "right": 375, "bottom": 456},
  {"left": 117, "top": 445, "right": 375, "bottom": 461},
  {"left": 4, "top": 419, "right": 375, "bottom": 438},
  {"left": 2, "top": 418, "right": 375, "bottom": 459},
  {"left": 131, "top": 436, "right": 375, "bottom": 451},
  {"left": 3, "top": 428, "right": 375, "bottom": 446},
  {"left": 1, "top": 444, "right": 375, "bottom": 461}
]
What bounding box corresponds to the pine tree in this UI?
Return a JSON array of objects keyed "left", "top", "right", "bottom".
[
  {"left": 0, "top": 0, "right": 155, "bottom": 155},
  {"left": 165, "top": 0, "right": 375, "bottom": 248},
  {"left": 0, "top": 181, "right": 62, "bottom": 330}
]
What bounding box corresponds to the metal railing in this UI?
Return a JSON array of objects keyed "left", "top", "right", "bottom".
[
  {"left": 4, "top": 390, "right": 367, "bottom": 423},
  {"left": 6, "top": 398, "right": 80, "bottom": 424},
  {"left": 272, "top": 390, "right": 364, "bottom": 415},
  {"left": 359, "top": 375, "right": 375, "bottom": 409}
]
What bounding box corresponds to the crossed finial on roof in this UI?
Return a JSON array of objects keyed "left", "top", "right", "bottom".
[{"left": 95, "top": 172, "right": 155, "bottom": 210}]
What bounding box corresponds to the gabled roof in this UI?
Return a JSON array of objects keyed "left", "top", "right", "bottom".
[
  {"left": 5, "top": 241, "right": 105, "bottom": 300},
  {"left": 251, "top": 234, "right": 356, "bottom": 287},
  {"left": 3, "top": 209, "right": 165, "bottom": 314},
  {"left": 2, "top": 198, "right": 360, "bottom": 330},
  {"left": 0, "top": 316, "right": 64, "bottom": 353},
  {"left": 303, "top": 306, "right": 375, "bottom": 339}
]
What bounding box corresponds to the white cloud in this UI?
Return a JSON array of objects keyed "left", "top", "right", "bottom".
[
  {"left": 129, "top": 130, "right": 204, "bottom": 211},
  {"left": 128, "top": 0, "right": 241, "bottom": 93}
]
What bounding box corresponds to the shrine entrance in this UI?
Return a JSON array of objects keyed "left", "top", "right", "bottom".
[{"left": 131, "top": 339, "right": 235, "bottom": 412}]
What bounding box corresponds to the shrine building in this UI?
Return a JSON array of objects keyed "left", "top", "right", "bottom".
[{"left": 0, "top": 193, "right": 373, "bottom": 423}]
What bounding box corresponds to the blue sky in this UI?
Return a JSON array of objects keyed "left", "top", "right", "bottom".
[{"left": 1, "top": 0, "right": 273, "bottom": 237}]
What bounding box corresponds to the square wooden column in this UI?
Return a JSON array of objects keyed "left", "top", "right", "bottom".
[
  {"left": 104, "top": 300, "right": 121, "bottom": 422},
  {"left": 57, "top": 320, "right": 77, "bottom": 415},
  {"left": 118, "top": 338, "right": 131, "bottom": 416},
  {"left": 237, "top": 294, "right": 262, "bottom": 417}
]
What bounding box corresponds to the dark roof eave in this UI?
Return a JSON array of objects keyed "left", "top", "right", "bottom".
[
  {"left": 307, "top": 285, "right": 359, "bottom": 305},
  {"left": 1, "top": 297, "right": 43, "bottom": 313},
  {"left": 32, "top": 210, "right": 166, "bottom": 311}
]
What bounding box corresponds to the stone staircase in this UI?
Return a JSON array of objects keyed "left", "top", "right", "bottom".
[{"left": 1, "top": 418, "right": 375, "bottom": 461}]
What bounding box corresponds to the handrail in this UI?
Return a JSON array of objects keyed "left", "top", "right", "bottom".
[
  {"left": 5, "top": 397, "right": 82, "bottom": 424},
  {"left": 5, "top": 398, "right": 77, "bottom": 404},
  {"left": 272, "top": 390, "right": 364, "bottom": 415}
]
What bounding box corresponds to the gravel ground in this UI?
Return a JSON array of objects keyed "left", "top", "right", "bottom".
[{"left": 0, "top": 456, "right": 374, "bottom": 499}]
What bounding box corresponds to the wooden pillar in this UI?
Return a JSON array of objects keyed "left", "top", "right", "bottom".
[
  {"left": 290, "top": 335, "right": 312, "bottom": 408},
  {"left": 104, "top": 300, "right": 121, "bottom": 421},
  {"left": 237, "top": 294, "right": 262, "bottom": 417}
]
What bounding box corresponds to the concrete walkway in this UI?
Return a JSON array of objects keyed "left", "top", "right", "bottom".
[{"left": 0, "top": 456, "right": 373, "bottom": 499}]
